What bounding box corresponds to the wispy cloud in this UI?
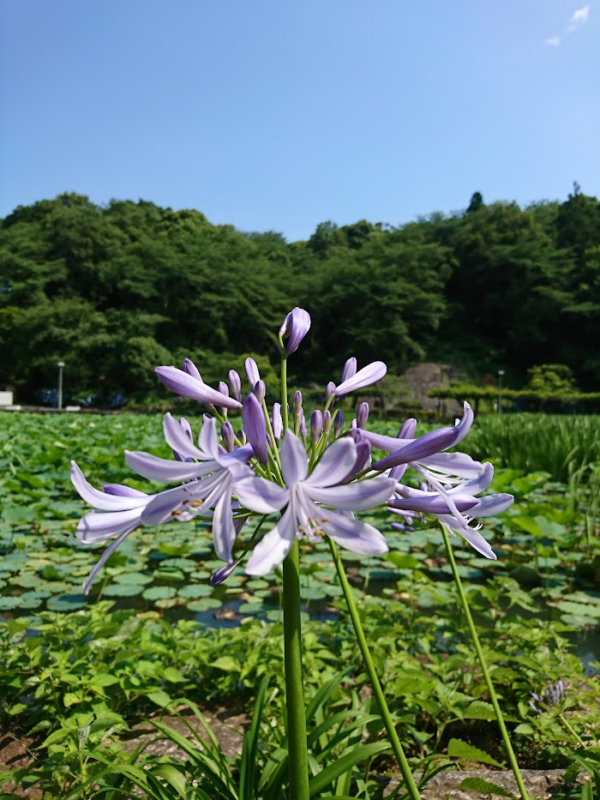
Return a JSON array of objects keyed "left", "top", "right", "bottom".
[
  {"left": 545, "top": 35, "right": 561, "bottom": 46},
  {"left": 566, "top": 5, "right": 590, "bottom": 31},
  {"left": 544, "top": 5, "right": 589, "bottom": 46}
]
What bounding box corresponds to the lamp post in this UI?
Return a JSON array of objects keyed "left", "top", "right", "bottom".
[
  {"left": 497, "top": 370, "right": 505, "bottom": 415},
  {"left": 57, "top": 361, "right": 65, "bottom": 410}
]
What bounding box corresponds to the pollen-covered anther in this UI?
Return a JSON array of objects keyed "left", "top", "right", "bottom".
[
  {"left": 171, "top": 510, "right": 182, "bottom": 516},
  {"left": 191, "top": 499, "right": 203, "bottom": 508}
]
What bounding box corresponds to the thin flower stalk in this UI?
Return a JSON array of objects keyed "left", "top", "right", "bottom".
[
  {"left": 440, "top": 524, "right": 530, "bottom": 800},
  {"left": 329, "top": 539, "right": 422, "bottom": 800}
]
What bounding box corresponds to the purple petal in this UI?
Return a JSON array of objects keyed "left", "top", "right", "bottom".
[
  {"left": 103, "top": 484, "right": 147, "bottom": 498},
  {"left": 279, "top": 307, "right": 311, "bottom": 355},
  {"left": 373, "top": 427, "right": 458, "bottom": 470},
  {"left": 340, "top": 357, "right": 357, "bottom": 385},
  {"left": 280, "top": 431, "right": 308, "bottom": 485},
  {"left": 76, "top": 508, "right": 142, "bottom": 543},
  {"left": 155, "top": 366, "right": 242, "bottom": 409},
  {"left": 390, "top": 493, "right": 479, "bottom": 514},
  {"left": 71, "top": 462, "right": 148, "bottom": 511},
  {"left": 398, "top": 418, "right": 417, "bottom": 439},
  {"left": 228, "top": 370, "right": 242, "bottom": 402},
  {"left": 235, "top": 476, "right": 289, "bottom": 514},
  {"left": 469, "top": 493, "right": 514, "bottom": 517},
  {"left": 305, "top": 437, "right": 355, "bottom": 487},
  {"left": 419, "top": 452, "right": 484, "bottom": 479},
  {"left": 125, "top": 450, "right": 212, "bottom": 482},
  {"left": 82, "top": 528, "right": 137, "bottom": 595},
  {"left": 342, "top": 439, "right": 371, "bottom": 483},
  {"left": 212, "top": 489, "right": 236, "bottom": 562},
  {"left": 242, "top": 393, "right": 269, "bottom": 464},
  {"left": 211, "top": 561, "right": 238, "bottom": 586},
  {"left": 245, "top": 506, "right": 297, "bottom": 576},
  {"left": 334, "top": 361, "right": 387, "bottom": 397},
  {"left": 306, "top": 476, "right": 396, "bottom": 511},
  {"left": 272, "top": 403, "right": 283, "bottom": 441},
  {"left": 182, "top": 358, "right": 202, "bottom": 381},
  {"left": 441, "top": 517, "right": 497, "bottom": 560},
  {"left": 221, "top": 421, "right": 235, "bottom": 452},
  {"left": 245, "top": 358, "right": 260, "bottom": 390},
  {"left": 356, "top": 402, "right": 369, "bottom": 428},
  {"left": 140, "top": 484, "right": 198, "bottom": 526},
  {"left": 163, "top": 413, "right": 209, "bottom": 461},
  {"left": 310, "top": 410, "right": 323, "bottom": 443},
  {"left": 198, "top": 417, "right": 220, "bottom": 457},
  {"left": 322, "top": 510, "right": 388, "bottom": 556}
]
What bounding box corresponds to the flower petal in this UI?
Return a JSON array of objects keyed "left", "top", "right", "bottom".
[
  {"left": 82, "top": 528, "right": 137, "bottom": 595},
  {"left": 155, "top": 366, "right": 242, "bottom": 409},
  {"left": 440, "top": 517, "right": 497, "bottom": 559},
  {"left": 235, "top": 477, "right": 289, "bottom": 514},
  {"left": 373, "top": 427, "right": 458, "bottom": 471},
  {"left": 198, "top": 417, "right": 220, "bottom": 457},
  {"left": 334, "top": 361, "right": 387, "bottom": 396},
  {"left": 245, "top": 506, "right": 297, "bottom": 576},
  {"left": 140, "top": 484, "right": 197, "bottom": 526},
  {"left": 280, "top": 431, "right": 309, "bottom": 485},
  {"left": 390, "top": 493, "right": 479, "bottom": 514},
  {"left": 279, "top": 307, "right": 311, "bottom": 355},
  {"left": 212, "top": 489, "right": 236, "bottom": 562},
  {"left": 125, "top": 450, "right": 212, "bottom": 482},
  {"left": 306, "top": 476, "right": 396, "bottom": 511},
  {"left": 163, "top": 414, "right": 210, "bottom": 461},
  {"left": 71, "top": 462, "right": 148, "bottom": 511},
  {"left": 322, "top": 510, "right": 388, "bottom": 556},
  {"left": 470, "top": 493, "right": 514, "bottom": 517},
  {"left": 76, "top": 507, "right": 142, "bottom": 543},
  {"left": 305, "top": 437, "right": 357, "bottom": 487},
  {"left": 242, "top": 393, "right": 269, "bottom": 464}
]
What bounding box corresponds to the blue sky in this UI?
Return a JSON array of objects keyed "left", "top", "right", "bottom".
[{"left": 1, "top": 0, "right": 598, "bottom": 241}]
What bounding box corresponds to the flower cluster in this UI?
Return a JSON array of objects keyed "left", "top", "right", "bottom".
[
  {"left": 72, "top": 306, "right": 513, "bottom": 592},
  {"left": 529, "top": 681, "right": 566, "bottom": 714}
]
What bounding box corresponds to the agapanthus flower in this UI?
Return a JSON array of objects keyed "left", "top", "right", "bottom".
[
  {"left": 156, "top": 359, "right": 242, "bottom": 410},
  {"left": 279, "top": 307, "right": 311, "bottom": 355},
  {"left": 234, "top": 431, "right": 396, "bottom": 576}
]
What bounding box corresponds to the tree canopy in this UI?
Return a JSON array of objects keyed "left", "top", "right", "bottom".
[{"left": 1, "top": 188, "right": 599, "bottom": 405}]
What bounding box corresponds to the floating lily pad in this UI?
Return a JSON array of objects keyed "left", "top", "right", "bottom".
[
  {"left": 178, "top": 584, "right": 213, "bottom": 598},
  {"left": 114, "top": 572, "right": 153, "bottom": 585},
  {"left": 142, "top": 586, "right": 177, "bottom": 601},
  {"left": 159, "top": 558, "right": 197, "bottom": 572},
  {"left": 46, "top": 593, "right": 87, "bottom": 611},
  {"left": 187, "top": 597, "right": 223, "bottom": 612},
  {"left": 103, "top": 583, "right": 144, "bottom": 597},
  {"left": 153, "top": 567, "right": 185, "bottom": 582}
]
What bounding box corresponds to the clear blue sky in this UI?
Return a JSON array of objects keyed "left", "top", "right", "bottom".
[{"left": 1, "top": 0, "right": 598, "bottom": 242}]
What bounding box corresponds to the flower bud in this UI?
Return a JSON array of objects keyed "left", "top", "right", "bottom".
[
  {"left": 340, "top": 357, "right": 357, "bottom": 385},
  {"left": 210, "top": 561, "right": 238, "bottom": 586},
  {"left": 299, "top": 411, "right": 307, "bottom": 440},
  {"left": 292, "top": 390, "right": 303, "bottom": 414},
  {"left": 333, "top": 410, "right": 344, "bottom": 437},
  {"left": 310, "top": 410, "right": 323, "bottom": 443},
  {"left": 279, "top": 307, "right": 311, "bottom": 355},
  {"left": 221, "top": 421, "right": 235, "bottom": 452},
  {"left": 253, "top": 379, "right": 266, "bottom": 403},
  {"left": 272, "top": 403, "right": 283, "bottom": 441},
  {"left": 356, "top": 402, "right": 369, "bottom": 428},
  {"left": 245, "top": 357, "right": 260, "bottom": 390},
  {"left": 182, "top": 358, "right": 202, "bottom": 381},
  {"left": 228, "top": 369, "right": 242, "bottom": 402},
  {"left": 322, "top": 409, "right": 332, "bottom": 436},
  {"left": 237, "top": 429, "right": 247, "bottom": 445},
  {"left": 242, "top": 393, "right": 268, "bottom": 463},
  {"left": 326, "top": 382, "right": 336, "bottom": 401}
]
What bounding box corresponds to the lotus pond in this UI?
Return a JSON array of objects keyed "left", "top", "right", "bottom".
[{"left": 1, "top": 411, "right": 600, "bottom": 797}]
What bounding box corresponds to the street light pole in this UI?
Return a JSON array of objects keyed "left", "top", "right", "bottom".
[
  {"left": 57, "top": 361, "right": 65, "bottom": 410},
  {"left": 497, "top": 370, "right": 505, "bottom": 415}
]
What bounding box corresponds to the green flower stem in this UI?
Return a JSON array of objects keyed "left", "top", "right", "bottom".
[
  {"left": 440, "top": 525, "right": 530, "bottom": 800},
  {"left": 328, "top": 539, "right": 422, "bottom": 800},
  {"left": 559, "top": 713, "right": 586, "bottom": 749},
  {"left": 282, "top": 538, "right": 310, "bottom": 800},
  {"left": 281, "top": 355, "right": 289, "bottom": 432}
]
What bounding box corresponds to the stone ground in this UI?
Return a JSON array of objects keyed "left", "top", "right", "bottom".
[{"left": 1, "top": 708, "right": 586, "bottom": 799}]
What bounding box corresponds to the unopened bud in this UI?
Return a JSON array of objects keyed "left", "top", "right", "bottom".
[
  {"left": 253, "top": 379, "right": 266, "bottom": 403},
  {"left": 292, "top": 390, "right": 303, "bottom": 414},
  {"left": 310, "top": 410, "right": 323, "bottom": 443},
  {"left": 322, "top": 409, "right": 332, "bottom": 436},
  {"left": 299, "top": 411, "right": 307, "bottom": 440},
  {"left": 356, "top": 402, "right": 369, "bottom": 428},
  {"left": 228, "top": 370, "right": 242, "bottom": 402},
  {"left": 237, "top": 429, "right": 247, "bottom": 445},
  {"left": 333, "top": 410, "right": 344, "bottom": 437},
  {"left": 326, "top": 381, "right": 336, "bottom": 401},
  {"left": 221, "top": 421, "right": 235, "bottom": 452}
]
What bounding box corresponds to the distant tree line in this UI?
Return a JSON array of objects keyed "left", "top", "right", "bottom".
[{"left": 1, "top": 185, "right": 599, "bottom": 405}]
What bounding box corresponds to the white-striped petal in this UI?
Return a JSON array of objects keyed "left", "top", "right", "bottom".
[
  {"left": 71, "top": 462, "right": 149, "bottom": 511},
  {"left": 305, "top": 438, "right": 356, "bottom": 488},
  {"left": 280, "top": 432, "right": 309, "bottom": 485},
  {"left": 305, "top": 476, "right": 395, "bottom": 511},
  {"left": 235, "top": 477, "right": 289, "bottom": 514},
  {"left": 322, "top": 511, "right": 388, "bottom": 556},
  {"left": 125, "top": 451, "right": 213, "bottom": 482},
  {"left": 245, "top": 506, "right": 297, "bottom": 576}
]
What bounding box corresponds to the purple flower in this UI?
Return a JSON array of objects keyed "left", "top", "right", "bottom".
[
  {"left": 156, "top": 361, "right": 242, "bottom": 410},
  {"left": 529, "top": 681, "right": 565, "bottom": 714},
  {"left": 279, "top": 307, "right": 311, "bottom": 355},
  {"left": 242, "top": 393, "right": 269, "bottom": 464},
  {"left": 234, "top": 432, "right": 396, "bottom": 576},
  {"left": 245, "top": 358, "right": 261, "bottom": 390},
  {"left": 334, "top": 361, "right": 387, "bottom": 398}
]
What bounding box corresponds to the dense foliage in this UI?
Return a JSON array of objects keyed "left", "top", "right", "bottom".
[{"left": 2, "top": 185, "right": 600, "bottom": 404}]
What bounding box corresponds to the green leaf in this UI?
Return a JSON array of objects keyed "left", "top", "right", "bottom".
[
  {"left": 211, "top": 656, "right": 240, "bottom": 673},
  {"left": 447, "top": 738, "right": 504, "bottom": 768},
  {"left": 309, "top": 741, "right": 391, "bottom": 795},
  {"left": 142, "top": 585, "right": 177, "bottom": 601},
  {"left": 162, "top": 667, "right": 186, "bottom": 683},
  {"left": 459, "top": 777, "right": 515, "bottom": 797},
  {"left": 464, "top": 701, "right": 497, "bottom": 720},
  {"left": 146, "top": 690, "right": 173, "bottom": 708}
]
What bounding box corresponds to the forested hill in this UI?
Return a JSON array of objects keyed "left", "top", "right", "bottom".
[{"left": 1, "top": 188, "right": 599, "bottom": 404}]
